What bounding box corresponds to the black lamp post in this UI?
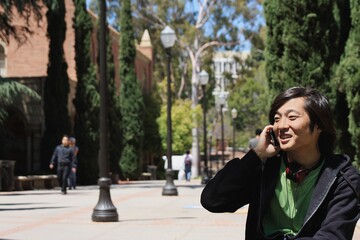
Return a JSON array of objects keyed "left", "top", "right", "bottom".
[
  {"left": 92, "top": 0, "right": 118, "bottom": 222},
  {"left": 231, "top": 108, "right": 238, "bottom": 159},
  {"left": 208, "top": 129, "right": 213, "bottom": 177},
  {"left": 219, "top": 93, "right": 226, "bottom": 166},
  {"left": 161, "top": 26, "right": 178, "bottom": 196},
  {"left": 199, "top": 70, "right": 209, "bottom": 184}
]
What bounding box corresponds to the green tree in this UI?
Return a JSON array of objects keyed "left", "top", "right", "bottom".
[
  {"left": 0, "top": 77, "right": 40, "bottom": 123},
  {"left": 0, "top": 0, "right": 42, "bottom": 123},
  {"left": 119, "top": 0, "right": 144, "bottom": 179},
  {"left": 228, "top": 62, "right": 269, "bottom": 147},
  {"left": 264, "top": 0, "right": 357, "bottom": 162},
  {"left": 107, "top": 33, "right": 123, "bottom": 179},
  {"left": 0, "top": 0, "right": 42, "bottom": 44},
  {"left": 142, "top": 86, "right": 162, "bottom": 168},
  {"left": 135, "top": 0, "right": 263, "bottom": 176},
  {"left": 72, "top": 0, "right": 100, "bottom": 184},
  {"left": 334, "top": 0, "right": 360, "bottom": 166},
  {"left": 41, "top": 0, "right": 71, "bottom": 168},
  {"left": 264, "top": 0, "right": 341, "bottom": 94},
  {"left": 157, "top": 99, "right": 201, "bottom": 154}
]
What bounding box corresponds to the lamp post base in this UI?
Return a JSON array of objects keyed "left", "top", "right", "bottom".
[
  {"left": 162, "top": 169, "right": 178, "bottom": 196},
  {"left": 92, "top": 177, "right": 118, "bottom": 222}
]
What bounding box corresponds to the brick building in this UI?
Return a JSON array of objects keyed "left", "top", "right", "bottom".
[{"left": 0, "top": 0, "right": 153, "bottom": 175}]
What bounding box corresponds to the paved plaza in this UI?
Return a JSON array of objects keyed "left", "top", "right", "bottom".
[{"left": 0, "top": 179, "right": 359, "bottom": 240}]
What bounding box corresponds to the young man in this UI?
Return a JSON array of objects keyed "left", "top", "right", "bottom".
[
  {"left": 201, "top": 87, "right": 360, "bottom": 239},
  {"left": 49, "top": 135, "right": 76, "bottom": 194}
]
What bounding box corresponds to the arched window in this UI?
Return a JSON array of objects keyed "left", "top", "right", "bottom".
[{"left": 0, "top": 45, "right": 5, "bottom": 76}]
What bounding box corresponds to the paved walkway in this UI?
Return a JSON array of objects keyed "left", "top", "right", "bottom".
[{"left": 0, "top": 179, "right": 359, "bottom": 240}]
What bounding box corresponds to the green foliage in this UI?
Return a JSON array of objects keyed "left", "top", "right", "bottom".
[
  {"left": 264, "top": 0, "right": 360, "bottom": 164},
  {"left": 228, "top": 62, "right": 269, "bottom": 148},
  {"left": 0, "top": 77, "right": 40, "bottom": 122},
  {"left": 107, "top": 32, "right": 123, "bottom": 177},
  {"left": 334, "top": 0, "right": 360, "bottom": 166},
  {"left": 142, "top": 87, "right": 162, "bottom": 159},
  {"left": 157, "top": 99, "right": 201, "bottom": 154},
  {"left": 119, "top": 0, "right": 144, "bottom": 179},
  {"left": 73, "top": 0, "right": 100, "bottom": 184},
  {"left": 120, "top": 144, "right": 139, "bottom": 179},
  {"left": 264, "top": 0, "right": 341, "bottom": 94},
  {"left": 41, "top": 0, "right": 71, "bottom": 169},
  {"left": 0, "top": 0, "right": 42, "bottom": 44}
]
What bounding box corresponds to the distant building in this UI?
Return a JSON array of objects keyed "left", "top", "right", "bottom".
[
  {"left": 212, "top": 51, "right": 250, "bottom": 92},
  {"left": 212, "top": 51, "right": 249, "bottom": 153},
  {"left": 0, "top": 0, "right": 153, "bottom": 175}
]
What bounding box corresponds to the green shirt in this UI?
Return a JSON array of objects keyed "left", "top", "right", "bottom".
[{"left": 263, "top": 159, "right": 324, "bottom": 237}]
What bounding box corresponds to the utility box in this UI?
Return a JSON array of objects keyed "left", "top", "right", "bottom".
[
  {"left": 0, "top": 160, "right": 16, "bottom": 191},
  {"left": 147, "top": 165, "right": 157, "bottom": 180}
]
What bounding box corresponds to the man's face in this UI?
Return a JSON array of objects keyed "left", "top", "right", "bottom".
[
  {"left": 62, "top": 137, "right": 69, "bottom": 146},
  {"left": 272, "top": 97, "right": 321, "bottom": 154}
]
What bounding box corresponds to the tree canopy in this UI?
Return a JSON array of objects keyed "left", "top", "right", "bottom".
[{"left": 0, "top": 0, "right": 43, "bottom": 44}]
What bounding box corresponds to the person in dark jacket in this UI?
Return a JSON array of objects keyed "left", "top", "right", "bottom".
[
  {"left": 49, "top": 135, "right": 76, "bottom": 195},
  {"left": 67, "top": 137, "right": 78, "bottom": 190},
  {"left": 201, "top": 87, "right": 360, "bottom": 239}
]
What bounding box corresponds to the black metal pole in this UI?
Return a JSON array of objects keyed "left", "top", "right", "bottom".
[
  {"left": 233, "top": 119, "right": 236, "bottom": 159},
  {"left": 162, "top": 47, "right": 178, "bottom": 196},
  {"left": 221, "top": 104, "right": 225, "bottom": 166},
  {"left": 208, "top": 133, "right": 213, "bottom": 178},
  {"left": 201, "top": 85, "right": 209, "bottom": 184},
  {"left": 92, "top": 0, "right": 118, "bottom": 222}
]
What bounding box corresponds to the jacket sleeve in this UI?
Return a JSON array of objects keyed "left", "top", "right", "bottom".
[
  {"left": 298, "top": 165, "right": 360, "bottom": 240},
  {"left": 200, "top": 149, "right": 263, "bottom": 213},
  {"left": 50, "top": 146, "right": 58, "bottom": 165}
]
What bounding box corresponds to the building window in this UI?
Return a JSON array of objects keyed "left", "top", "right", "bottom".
[{"left": 0, "top": 45, "right": 5, "bottom": 76}]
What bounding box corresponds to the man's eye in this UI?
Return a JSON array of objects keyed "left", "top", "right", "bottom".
[
  {"left": 273, "top": 117, "right": 280, "bottom": 122},
  {"left": 289, "top": 116, "right": 298, "bottom": 120}
]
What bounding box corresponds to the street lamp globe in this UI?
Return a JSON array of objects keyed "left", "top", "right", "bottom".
[
  {"left": 160, "top": 26, "right": 176, "bottom": 48},
  {"left": 231, "top": 108, "right": 238, "bottom": 119},
  {"left": 218, "top": 92, "right": 226, "bottom": 106},
  {"left": 199, "top": 69, "right": 209, "bottom": 86}
]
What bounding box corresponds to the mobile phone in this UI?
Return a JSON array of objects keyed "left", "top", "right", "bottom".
[{"left": 270, "top": 129, "right": 279, "bottom": 146}]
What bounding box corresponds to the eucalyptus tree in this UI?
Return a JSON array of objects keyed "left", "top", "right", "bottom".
[{"left": 134, "top": 0, "right": 263, "bottom": 176}]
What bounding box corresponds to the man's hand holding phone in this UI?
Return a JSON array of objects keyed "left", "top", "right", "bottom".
[{"left": 252, "top": 125, "right": 280, "bottom": 162}]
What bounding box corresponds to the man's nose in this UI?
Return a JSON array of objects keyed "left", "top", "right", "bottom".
[{"left": 277, "top": 117, "right": 289, "bottom": 129}]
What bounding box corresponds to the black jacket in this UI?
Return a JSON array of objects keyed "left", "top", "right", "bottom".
[
  {"left": 201, "top": 150, "right": 360, "bottom": 239},
  {"left": 50, "top": 144, "right": 75, "bottom": 168}
]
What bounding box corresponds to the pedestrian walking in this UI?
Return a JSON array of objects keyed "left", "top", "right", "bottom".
[
  {"left": 67, "top": 137, "right": 78, "bottom": 190},
  {"left": 49, "top": 135, "right": 76, "bottom": 195},
  {"left": 201, "top": 87, "right": 360, "bottom": 239},
  {"left": 248, "top": 128, "right": 262, "bottom": 149},
  {"left": 184, "top": 150, "right": 193, "bottom": 182}
]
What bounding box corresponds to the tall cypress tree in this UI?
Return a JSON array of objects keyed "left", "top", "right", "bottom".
[
  {"left": 335, "top": 0, "right": 360, "bottom": 165},
  {"left": 265, "top": 0, "right": 356, "bottom": 159},
  {"left": 119, "top": 0, "right": 144, "bottom": 179},
  {"left": 42, "top": 0, "right": 71, "bottom": 167},
  {"left": 107, "top": 34, "right": 123, "bottom": 179},
  {"left": 264, "top": 0, "right": 340, "bottom": 94},
  {"left": 72, "top": 0, "right": 100, "bottom": 184}
]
